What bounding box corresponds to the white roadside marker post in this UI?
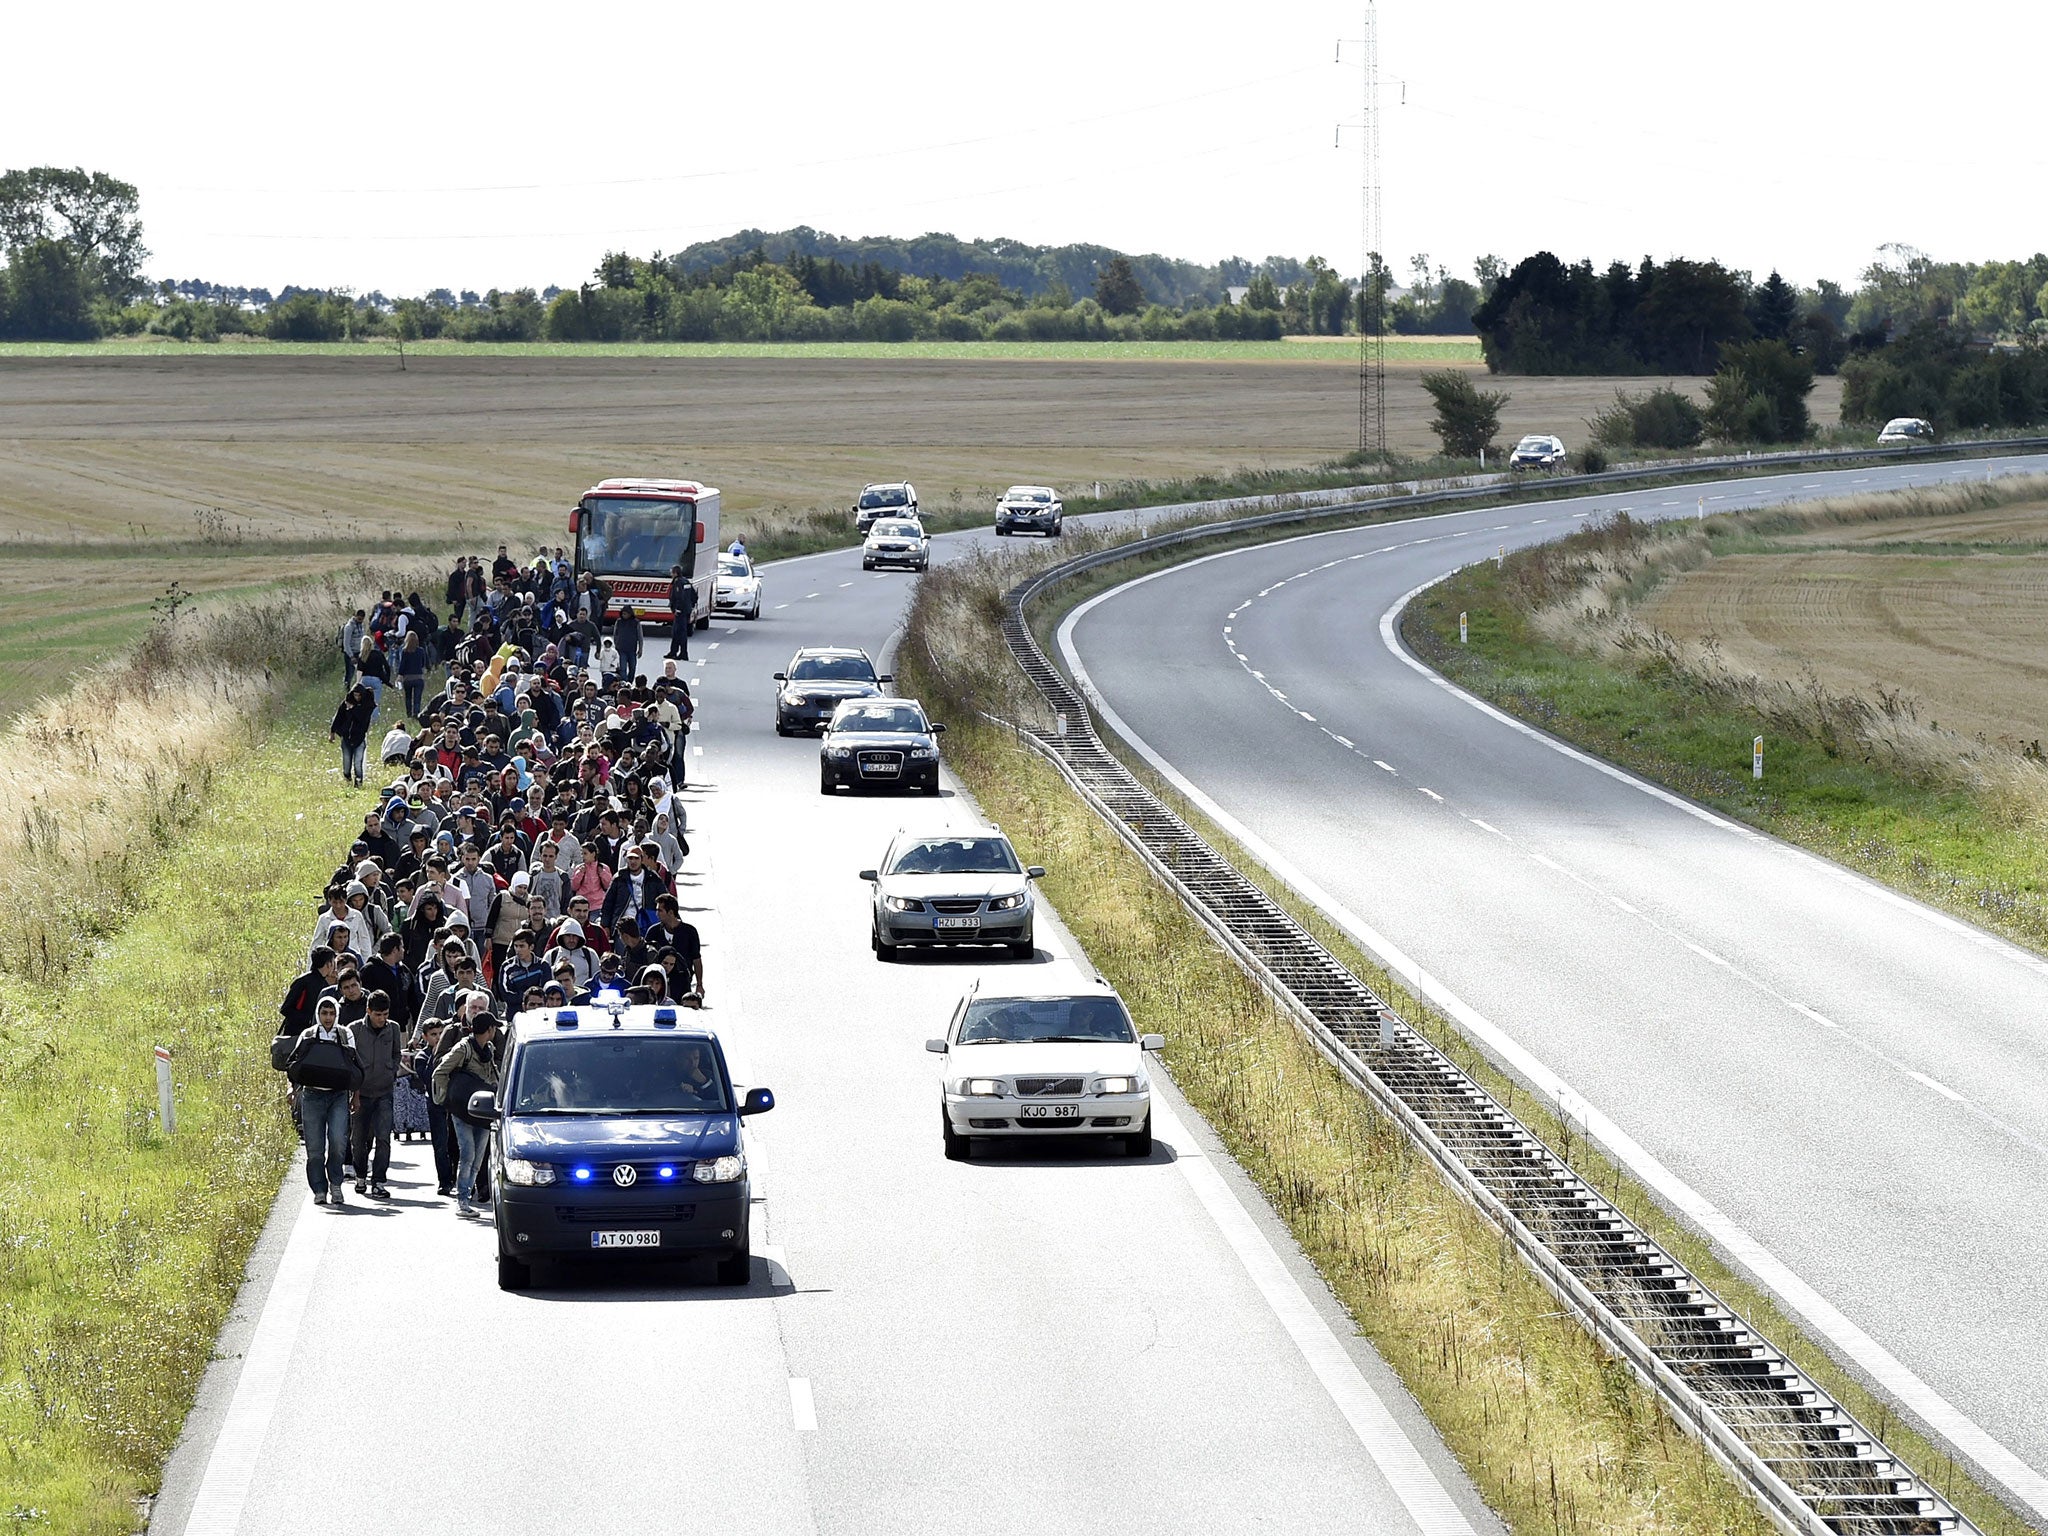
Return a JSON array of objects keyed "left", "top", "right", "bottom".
[
  {"left": 1753, "top": 736, "right": 1764, "bottom": 781},
  {"left": 1459, "top": 611, "right": 1468, "bottom": 643},
  {"left": 1496, "top": 545, "right": 1504, "bottom": 569},
  {"left": 155, "top": 1044, "right": 176, "bottom": 1135},
  {"left": 1698, "top": 495, "right": 1705, "bottom": 520}
]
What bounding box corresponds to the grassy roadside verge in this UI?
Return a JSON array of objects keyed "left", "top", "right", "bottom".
[
  {"left": 1401, "top": 490, "right": 2048, "bottom": 957},
  {"left": 0, "top": 684, "right": 359, "bottom": 1534},
  {"left": 904, "top": 516, "right": 2035, "bottom": 1533}
]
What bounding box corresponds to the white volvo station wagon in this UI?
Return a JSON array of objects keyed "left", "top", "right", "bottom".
[{"left": 927, "top": 972, "right": 1162, "bottom": 1160}]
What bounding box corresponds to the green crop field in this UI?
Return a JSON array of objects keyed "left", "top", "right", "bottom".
[{"left": 0, "top": 335, "right": 1485, "bottom": 363}]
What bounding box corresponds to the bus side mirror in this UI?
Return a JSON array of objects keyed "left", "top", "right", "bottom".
[
  {"left": 694, "top": 525, "right": 705, "bottom": 544},
  {"left": 567, "top": 508, "right": 581, "bottom": 534}
]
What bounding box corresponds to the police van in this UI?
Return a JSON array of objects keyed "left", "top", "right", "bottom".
[{"left": 467, "top": 1000, "right": 773, "bottom": 1290}]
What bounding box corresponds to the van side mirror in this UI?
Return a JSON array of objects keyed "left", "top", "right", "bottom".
[
  {"left": 925, "top": 1039, "right": 948, "bottom": 1054},
  {"left": 931, "top": 722, "right": 947, "bottom": 733},
  {"left": 878, "top": 673, "right": 893, "bottom": 684},
  {"left": 1140, "top": 1034, "right": 1165, "bottom": 1052},
  {"left": 773, "top": 672, "right": 787, "bottom": 682},
  {"left": 741, "top": 1087, "right": 775, "bottom": 1116},
  {"left": 858, "top": 869, "right": 879, "bottom": 882},
  {"left": 1026, "top": 866, "right": 1045, "bottom": 879}
]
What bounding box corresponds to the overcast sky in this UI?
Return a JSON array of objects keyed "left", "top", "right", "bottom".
[{"left": 5, "top": 0, "right": 2032, "bottom": 296}]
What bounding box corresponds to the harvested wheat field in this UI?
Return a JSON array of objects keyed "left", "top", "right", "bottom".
[
  {"left": 1639, "top": 502, "right": 2048, "bottom": 749},
  {"left": 0, "top": 352, "right": 1842, "bottom": 544},
  {"left": 0, "top": 350, "right": 1841, "bottom": 717}
]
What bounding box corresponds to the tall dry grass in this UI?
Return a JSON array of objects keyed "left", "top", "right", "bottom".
[
  {"left": 1516, "top": 479, "right": 2048, "bottom": 836},
  {"left": 0, "top": 562, "right": 438, "bottom": 985}
]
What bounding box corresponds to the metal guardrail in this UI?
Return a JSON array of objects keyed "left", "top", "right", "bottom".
[{"left": 983, "top": 445, "right": 2043, "bottom": 1534}]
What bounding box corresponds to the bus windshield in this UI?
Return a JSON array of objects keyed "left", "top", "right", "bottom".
[{"left": 580, "top": 498, "right": 697, "bottom": 576}]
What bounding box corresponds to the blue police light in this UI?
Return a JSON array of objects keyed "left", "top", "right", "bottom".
[
  {"left": 554, "top": 1010, "right": 579, "bottom": 1028},
  {"left": 652, "top": 1007, "right": 678, "bottom": 1028},
  {"left": 656, "top": 1165, "right": 677, "bottom": 1180},
  {"left": 572, "top": 1166, "right": 594, "bottom": 1182}
]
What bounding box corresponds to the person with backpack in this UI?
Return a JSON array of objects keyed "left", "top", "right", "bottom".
[
  {"left": 279, "top": 946, "right": 338, "bottom": 1038},
  {"left": 432, "top": 1004, "right": 501, "bottom": 1216},
  {"left": 283, "top": 995, "right": 362, "bottom": 1207}
]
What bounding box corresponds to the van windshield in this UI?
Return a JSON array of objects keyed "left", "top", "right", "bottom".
[{"left": 510, "top": 1036, "right": 729, "bottom": 1114}]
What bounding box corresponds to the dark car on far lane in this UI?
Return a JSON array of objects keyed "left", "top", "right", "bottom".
[
  {"left": 774, "top": 647, "right": 890, "bottom": 736},
  {"left": 820, "top": 697, "right": 945, "bottom": 795}
]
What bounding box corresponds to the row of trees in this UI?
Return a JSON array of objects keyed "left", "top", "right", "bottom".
[{"left": 1470, "top": 252, "right": 1847, "bottom": 376}]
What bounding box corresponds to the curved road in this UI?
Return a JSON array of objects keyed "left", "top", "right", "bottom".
[
  {"left": 152, "top": 511, "right": 1494, "bottom": 1536},
  {"left": 1062, "top": 453, "right": 2048, "bottom": 1506}
]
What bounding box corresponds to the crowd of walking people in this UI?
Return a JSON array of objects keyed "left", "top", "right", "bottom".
[{"left": 280, "top": 543, "right": 706, "bottom": 1217}]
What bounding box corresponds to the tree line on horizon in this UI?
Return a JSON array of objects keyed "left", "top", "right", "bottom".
[{"left": 5, "top": 167, "right": 2048, "bottom": 436}]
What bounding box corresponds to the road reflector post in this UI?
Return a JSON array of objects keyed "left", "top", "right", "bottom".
[
  {"left": 1459, "top": 611, "right": 1468, "bottom": 644},
  {"left": 154, "top": 1045, "right": 176, "bottom": 1135},
  {"left": 1496, "top": 545, "right": 1504, "bottom": 569},
  {"left": 1753, "top": 736, "right": 1764, "bottom": 780},
  {"left": 1697, "top": 496, "right": 1705, "bottom": 520}
]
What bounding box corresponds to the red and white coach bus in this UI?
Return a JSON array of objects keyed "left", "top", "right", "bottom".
[{"left": 567, "top": 477, "right": 722, "bottom": 631}]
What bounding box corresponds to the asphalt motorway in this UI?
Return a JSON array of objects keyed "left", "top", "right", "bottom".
[
  {"left": 151, "top": 517, "right": 1498, "bottom": 1535},
  {"left": 1062, "top": 453, "right": 2048, "bottom": 1501}
]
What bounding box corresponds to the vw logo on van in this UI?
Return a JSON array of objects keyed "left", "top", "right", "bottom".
[{"left": 612, "top": 1165, "right": 638, "bottom": 1187}]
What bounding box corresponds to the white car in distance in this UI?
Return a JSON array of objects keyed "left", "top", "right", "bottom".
[
  {"left": 1508, "top": 434, "right": 1568, "bottom": 470},
  {"left": 1877, "top": 416, "right": 1936, "bottom": 447},
  {"left": 712, "top": 551, "right": 762, "bottom": 619},
  {"left": 863, "top": 517, "right": 930, "bottom": 572},
  {"left": 927, "top": 974, "right": 1163, "bottom": 1160}
]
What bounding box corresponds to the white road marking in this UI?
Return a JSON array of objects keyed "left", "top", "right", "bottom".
[
  {"left": 1151, "top": 1096, "right": 1479, "bottom": 1535},
  {"left": 774, "top": 603, "right": 789, "bottom": 610},
  {"left": 1678, "top": 939, "right": 1727, "bottom": 966},
  {"left": 181, "top": 1191, "right": 333, "bottom": 1536},
  {"left": 709, "top": 642, "right": 721, "bottom": 650},
  {"left": 1418, "top": 788, "right": 1443, "bottom": 802},
  {"left": 1067, "top": 585, "right": 2048, "bottom": 1519},
  {"left": 1299, "top": 713, "right": 1317, "bottom": 723},
  {"left": 839, "top": 581, "right": 853, "bottom": 588},
  {"left": 1333, "top": 735, "right": 1354, "bottom": 748},
  {"left": 788, "top": 1376, "right": 818, "bottom": 1432},
  {"left": 1908, "top": 1071, "right": 1967, "bottom": 1104},
  {"left": 1572, "top": 512, "right": 1589, "bottom": 518},
  {"left": 804, "top": 592, "right": 819, "bottom": 600},
  {"left": 1469, "top": 818, "right": 1504, "bottom": 836},
  {"left": 1222, "top": 626, "right": 1231, "bottom": 634},
  {"left": 1372, "top": 759, "right": 1397, "bottom": 774}
]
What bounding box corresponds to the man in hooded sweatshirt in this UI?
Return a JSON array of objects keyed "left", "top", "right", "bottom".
[
  {"left": 285, "top": 996, "right": 362, "bottom": 1206},
  {"left": 543, "top": 918, "right": 597, "bottom": 990},
  {"left": 350, "top": 990, "right": 404, "bottom": 1200}
]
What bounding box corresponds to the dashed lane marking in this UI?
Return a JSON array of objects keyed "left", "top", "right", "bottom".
[
  {"left": 1418, "top": 787, "right": 1443, "bottom": 802},
  {"left": 788, "top": 1377, "right": 818, "bottom": 1432}
]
